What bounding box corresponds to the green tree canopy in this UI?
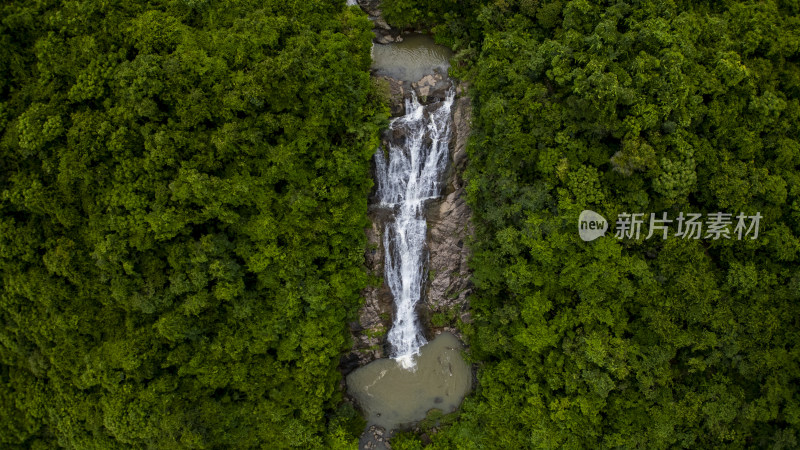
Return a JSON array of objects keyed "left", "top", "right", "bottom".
[
  {"left": 389, "top": 0, "right": 800, "bottom": 448},
  {"left": 1, "top": 0, "right": 384, "bottom": 447}
]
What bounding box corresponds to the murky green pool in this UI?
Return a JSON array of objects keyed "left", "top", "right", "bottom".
[
  {"left": 346, "top": 332, "right": 471, "bottom": 431},
  {"left": 371, "top": 34, "right": 453, "bottom": 82}
]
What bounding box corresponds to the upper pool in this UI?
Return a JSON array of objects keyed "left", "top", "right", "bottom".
[{"left": 371, "top": 34, "right": 453, "bottom": 82}]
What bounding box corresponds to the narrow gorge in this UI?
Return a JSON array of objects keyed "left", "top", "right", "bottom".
[
  {"left": 341, "top": 1, "right": 474, "bottom": 447},
  {"left": 376, "top": 88, "right": 454, "bottom": 368}
]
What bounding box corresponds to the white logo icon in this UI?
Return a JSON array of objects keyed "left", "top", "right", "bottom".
[{"left": 578, "top": 210, "right": 608, "bottom": 241}]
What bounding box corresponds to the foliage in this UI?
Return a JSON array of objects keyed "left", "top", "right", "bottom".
[
  {"left": 396, "top": 0, "right": 800, "bottom": 448},
  {"left": 381, "top": 0, "right": 483, "bottom": 51},
  {"left": 0, "top": 0, "right": 385, "bottom": 447}
]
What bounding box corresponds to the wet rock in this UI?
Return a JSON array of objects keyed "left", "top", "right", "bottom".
[
  {"left": 357, "top": 0, "right": 382, "bottom": 17},
  {"left": 430, "top": 80, "right": 451, "bottom": 101},
  {"left": 391, "top": 125, "right": 407, "bottom": 142},
  {"left": 426, "top": 193, "right": 471, "bottom": 312},
  {"left": 411, "top": 72, "right": 451, "bottom": 103},
  {"left": 361, "top": 425, "right": 392, "bottom": 450},
  {"left": 344, "top": 214, "right": 393, "bottom": 368},
  {"left": 346, "top": 96, "right": 471, "bottom": 366},
  {"left": 412, "top": 73, "right": 437, "bottom": 98},
  {"left": 424, "top": 96, "right": 472, "bottom": 338},
  {"left": 450, "top": 97, "right": 471, "bottom": 188},
  {"left": 346, "top": 94, "right": 472, "bottom": 366},
  {"left": 373, "top": 15, "right": 391, "bottom": 31},
  {"left": 340, "top": 352, "right": 362, "bottom": 375},
  {"left": 374, "top": 32, "right": 395, "bottom": 44},
  {"left": 373, "top": 28, "right": 405, "bottom": 45},
  {"left": 358, "top": 0, "right": 403, "bottom": 45}
]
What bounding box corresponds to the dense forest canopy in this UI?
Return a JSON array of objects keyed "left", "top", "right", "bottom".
[
  {"left": 4, "top": 0, "right": 800, "bottom": 448},
  {"left": 1, "top": 0, "right": 385, "bottom": 447},
  {"left": 383, "top": 0, "right": 800, "bottom": 448}
]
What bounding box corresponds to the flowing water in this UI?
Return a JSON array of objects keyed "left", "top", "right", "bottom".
[
  {"left": 346, "top": 28, "right": 471, "bottom": 440},
  {"left": 371, "top": 34, "right": 453, "bottom": 82},
  {"left": 376, "top": 89, "right": 455, "bottom": 369}
]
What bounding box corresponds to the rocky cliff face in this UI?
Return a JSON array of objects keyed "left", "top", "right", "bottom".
[
  {"left": 341, "top": 72, "right": 472, "bottom": 373},
  {"left": 339, "top": 0, "right": 472, "bottom": 375},
  {"left": 423, "top": 94, "right": 472, "bottom": 338}
]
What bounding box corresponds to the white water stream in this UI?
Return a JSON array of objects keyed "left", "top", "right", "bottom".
[{"left": 375, "top": 89, "right": 454, "bottom": 369}]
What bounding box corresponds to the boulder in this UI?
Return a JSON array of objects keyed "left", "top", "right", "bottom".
[
  {"left": 343, "top": 207, "right": 394, "bottom": 369},
  {"left": 373, "top": 27, "right": 404, "bottom": 45},
  {"left": 360, "top": 425, "right": 392, "bottom": 450},
  {"left": 411, "top": 72, "right": 451, "bottom": 103},
  {"left": 413, "top": 74, "right": 437, "bottom": 97},
  {"left": 424, "top": 96, "right": 473, "bottom": 338},
  {"left": 344, "top": 91, "right": 472, "bottom": 367},
  {"left": 372, "top": 15, "right": 391, "bottom": 31},
  {"left": 374, "top": 32, "right": 395, "bottom": 44},
  {"left": 357, "top": 0, "right": 382, "bottom": 17}
]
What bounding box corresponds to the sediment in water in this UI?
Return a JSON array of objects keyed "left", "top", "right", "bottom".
[{"left": 346, "top": 332, "right": 471, "bottom": 431}]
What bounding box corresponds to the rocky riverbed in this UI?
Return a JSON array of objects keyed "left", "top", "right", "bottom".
[
  {"left": 340, "top": 2, "right": 474, "bottom": 447},
  {"left": 341, "top": 70, "right": 472, "bottom": 372},
  {"left": 340, "top": 0, "right": 472, "bottom": 372}
]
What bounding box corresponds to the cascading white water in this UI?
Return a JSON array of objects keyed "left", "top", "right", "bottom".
[{"left": 375, "top": 88, "right": 455, "bottom": 369}]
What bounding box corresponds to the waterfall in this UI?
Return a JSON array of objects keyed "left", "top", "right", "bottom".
[{"left": 375, "top": 88, "right": 455, "bottom": 369}]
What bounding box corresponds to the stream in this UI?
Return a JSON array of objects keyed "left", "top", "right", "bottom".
[
  {"left": 371, "top": 34, "right": 453, "bottom": 82},
  {"left": 345, "top": 27, "right": 471, "bottom": 443},
  {"left": 376, "top": 87, "right": 454, "bottom": 368}
]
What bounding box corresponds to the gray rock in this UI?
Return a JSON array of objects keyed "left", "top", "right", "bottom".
[
  {"left": 372, "top": 15, "right": 391, "bottom": 31},
  {"left": 374, "top": 33, "right": 394, "bottom": 44},
  {"left": 360, "top": 425, "right": 392, "bottom": 450},
  {"left": 412, "top": 74, "right": 437, "bottom": 98},
  {"left": 429, "top": 78, "right": 451, "bottom": 101},
  {"left": 424, "top": 96, "right": 472, "bottom": 338},
  {"left": 373, "top": 27, "right": 405, "bottom": 45},
  {"left": 357, "top": 0, "right": 382, "bottom": 17},
  {"left": 344, "top": 90, "right": 472, "bottom": 368},
  {"left": 411, "top": 72, "right": 451, "bottom": 102}
]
